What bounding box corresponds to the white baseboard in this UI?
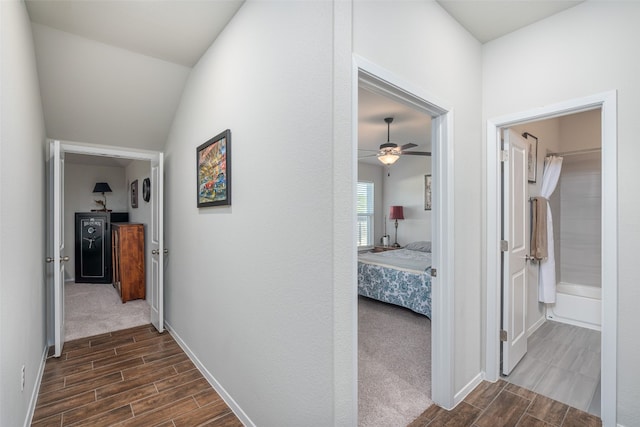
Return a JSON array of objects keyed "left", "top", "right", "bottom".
[
  {"left": 453, "top": 372, "right": 485, "bottom": 407},
  {"left": 527, "top": 315, "right": 546, "bottom": 337},
  {"left": 165, "top": 321, "right": 254, "bottom": 427},
  {"left": 24, "top": 345, "right": 49, "bottom": 427}
]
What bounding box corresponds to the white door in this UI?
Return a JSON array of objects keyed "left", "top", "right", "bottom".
[
  {"left": 149, "top": 153, "right": 164, "bottom": 332},
  {"left": 501, "top": 129, "right": 528, "bottom": 375},
  {"left": 47, "top": 140, "right": 67, "bottom": 357}
]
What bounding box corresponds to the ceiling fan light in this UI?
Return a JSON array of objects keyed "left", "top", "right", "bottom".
[{"left": 378, "top": 152, "right": 399, "bottom": 165}]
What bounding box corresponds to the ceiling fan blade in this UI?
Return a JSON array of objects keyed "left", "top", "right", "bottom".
[
  {"left": 358, "top": 148, "right": 379, "bottom": 152},
  {"left": 402, "top": 151, "right": 432, "bottom": 156},
  {"left": 358, "top": 153, "right": 378, "bottom": 159},
  {"left": 400, "top": 143, "right": 418, "bottom": 150}
]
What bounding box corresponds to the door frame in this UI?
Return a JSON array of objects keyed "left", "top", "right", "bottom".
[
  {"left": 485, "top": 91, "right": 617, "bottom": 425},
  {"left": 353, "top": 55, "right": 456, "bottom": 408},
  {"left": 46, "top": 139, "right": 164, "bottom": 346}
]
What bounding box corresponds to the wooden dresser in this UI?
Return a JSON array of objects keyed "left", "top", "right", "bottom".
[{"left": 112, "top": 223, "right": 145, "bottom": 303}]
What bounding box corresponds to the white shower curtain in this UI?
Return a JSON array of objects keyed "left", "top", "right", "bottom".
[{"left": 538, "top": 155, "right": 563, "bottom": 303}]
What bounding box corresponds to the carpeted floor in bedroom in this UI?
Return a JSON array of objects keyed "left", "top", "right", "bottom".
[{"left": 358, "top": 296, "right": 433, "bottom": 427}]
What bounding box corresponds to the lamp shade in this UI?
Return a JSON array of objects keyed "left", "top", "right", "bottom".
[
  {"left": 377, "top": 152, "right": 399, "bottom": 165},
  {"left": 389, "top": 205, "right": 404, "bottom": 220},
  {"left": 92, "top": 182, "right": 112, "bottom": 193}
]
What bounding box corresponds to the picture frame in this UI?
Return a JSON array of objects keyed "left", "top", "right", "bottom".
[
  {"left": 142, "top": 178, "right": 151, "bottom": 202},
  {"left": 131, "top": 179, "right": 138, "bottom": 208},
  {"left": 524, "top": 132, "right": 538, "bottom": 183},
  {"left": 424, "top": 174, "right": 432, "bottom": 211},
  {"left": 197, "top": 129, "right": 231, "bottom": 208}
]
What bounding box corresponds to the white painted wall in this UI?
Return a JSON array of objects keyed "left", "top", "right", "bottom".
[
  {"left": 63, "top": 163, "right": 127, "bottom": 281},
  {"left": 382, "top": 156, "right": 431, "bottom": 246},
  {"left": 558, "top": 109, "right": 601, "bottom": 153},
  {"left": 0, "top": 1, "right": 47, "bottom": 425},
  {"left": 30, "top": 22, "right": 190, "bottom": 151},
  {"left": 357, "top": 162, "right": 384, "bottom": 244},
  {"left": 125, "top": 160, "right": 151, "bottom": 297},
  {"left": 354, "top": 1, "right": 483, "bottom": 394},
  {"left": 163, "top": 2, "right": 337, "bottom": 425},
  {"left": 483, "top": 2, "right": 640, "bottom": 423}
]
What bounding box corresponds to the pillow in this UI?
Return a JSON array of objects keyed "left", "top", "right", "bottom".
[{"left": 404, "top": 241, "right": 431, "bottom": 252}]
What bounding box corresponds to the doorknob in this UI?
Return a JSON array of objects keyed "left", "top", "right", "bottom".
[
  {"left": 164, "top": 249, "right": 169, "bottom": 254},
  {"left": 151, "top": 249, "right": 159, "bottom": 255},
  {"left": 46, "top": 256, "right": 69, "bottom": 263}
]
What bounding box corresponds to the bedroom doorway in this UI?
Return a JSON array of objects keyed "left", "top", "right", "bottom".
[
  {"left": 354, "top": 56, "right": 455, "bottom": 423},
  {"left": 485, "top": 91, "right": 617, "bottom": 426}
]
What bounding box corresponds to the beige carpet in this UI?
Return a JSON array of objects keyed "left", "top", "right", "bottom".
[
  {"left": 358, "top": 296, "right": 433, "bottom": 427},
  {"left": 65, "top": 281, "right": 150, "bottom": 341}
]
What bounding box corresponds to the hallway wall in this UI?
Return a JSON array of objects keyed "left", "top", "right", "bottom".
[
  {"left": 163, "top": 2, "right": 337, "bottom": 425},
  {"left": 483, "top": 2, "right": 640, "bottom": 423},
  {"left": 0, "top": 1, "right": 47, "bottom": 425}
]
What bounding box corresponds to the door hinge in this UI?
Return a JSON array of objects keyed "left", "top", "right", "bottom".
[
  {"left": 431, "top": 268, "right": 437, "bottom": 277},
  {"left": 500, "top": 240, "right": 508, "bottom": 252},
  {"left": 500, "top": 150, "right": 509, "bottom": 162},
  {"left": 500, "top": 330, "right": 507, "bottom": 342}
]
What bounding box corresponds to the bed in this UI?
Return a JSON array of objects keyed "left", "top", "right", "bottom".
[{"left": 357, "top": 241, "right": 432, "bottom": 317}]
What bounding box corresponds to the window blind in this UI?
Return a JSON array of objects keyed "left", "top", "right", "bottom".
[{"left": 357, "top": 182, "right": 374, "bottom": 247}]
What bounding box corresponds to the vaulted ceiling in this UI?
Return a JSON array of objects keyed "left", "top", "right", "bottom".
[
  {"left": 24, "top": 0, "right": 582, "bottom": 154},
  {"left": 26, "top": 0, "right": 244, "bottom": 151}
]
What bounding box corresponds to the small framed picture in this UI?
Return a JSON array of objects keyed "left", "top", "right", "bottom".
[
  {"left": 131, "top": 179, "right": 138, "bottom": 208},
  {"left": 197, "top": 129, "right": 231, "bottom": 208},
  {"left": 424, "top": 174, "right": 432, "bottom": 211},
  {"left": 524, "top": 132, "right": 538, "bottom": 183},
  {"left": 142, "top": 178, "right": 151, "bottom": 202}
]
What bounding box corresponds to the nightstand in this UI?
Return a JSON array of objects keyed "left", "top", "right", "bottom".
[{"left": 373, "top": 245, "right": 402, "bottom": 253}]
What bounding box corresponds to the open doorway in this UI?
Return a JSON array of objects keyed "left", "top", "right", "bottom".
[
  {"left": 47, "top": 140, "right": 165, "bottom": 356},
  {"left": 353, "top": 57, "right": 456, "bottom": 425},
  {"left": 63, "top": 153, "right": 152, "bottom": 340},
  {"left": 356, "top": 86, "right": 433, "bottom": 426},
  {"left": 486, "top": 91, "right": 617, "bottom": 426},
  {"left": 500, "top": 110, "right": 602, "bottom": 416}
]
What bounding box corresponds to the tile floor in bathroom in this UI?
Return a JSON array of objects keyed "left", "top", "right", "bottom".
[{"left": 501, "top": 320, "right": 601, "bottom": 416}]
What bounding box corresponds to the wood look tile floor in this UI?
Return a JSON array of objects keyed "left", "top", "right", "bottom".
[
  {"left": 409, "top": 380, "right": 602, "bottom": 427},
  {"left": 32, "top": 324, "right": 242, "bottom": 427}
]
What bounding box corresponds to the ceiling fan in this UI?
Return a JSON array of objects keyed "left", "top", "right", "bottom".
[{"left": 359, "top": 117, "right": 431, "bottom": 165}]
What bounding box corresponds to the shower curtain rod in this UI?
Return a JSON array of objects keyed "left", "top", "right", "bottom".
[{"left": 546, "top": 147, "right": 601, "bottom": 157}]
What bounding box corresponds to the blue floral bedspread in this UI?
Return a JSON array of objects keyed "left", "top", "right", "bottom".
[{"left": 357, "top": 249, "right": 432, "bottom": 317}]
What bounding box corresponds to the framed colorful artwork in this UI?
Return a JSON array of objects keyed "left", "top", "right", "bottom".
[{"left": 197, "top": 129, "right": 231, "bottom": 207}]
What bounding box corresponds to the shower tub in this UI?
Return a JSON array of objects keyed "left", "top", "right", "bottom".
[{"left": 546, "top": 282, "right": 601, "bottom": 331}]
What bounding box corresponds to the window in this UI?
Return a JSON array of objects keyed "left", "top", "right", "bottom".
[{"left": 357, "top": 181, "right": 374, "bottom": 247}]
